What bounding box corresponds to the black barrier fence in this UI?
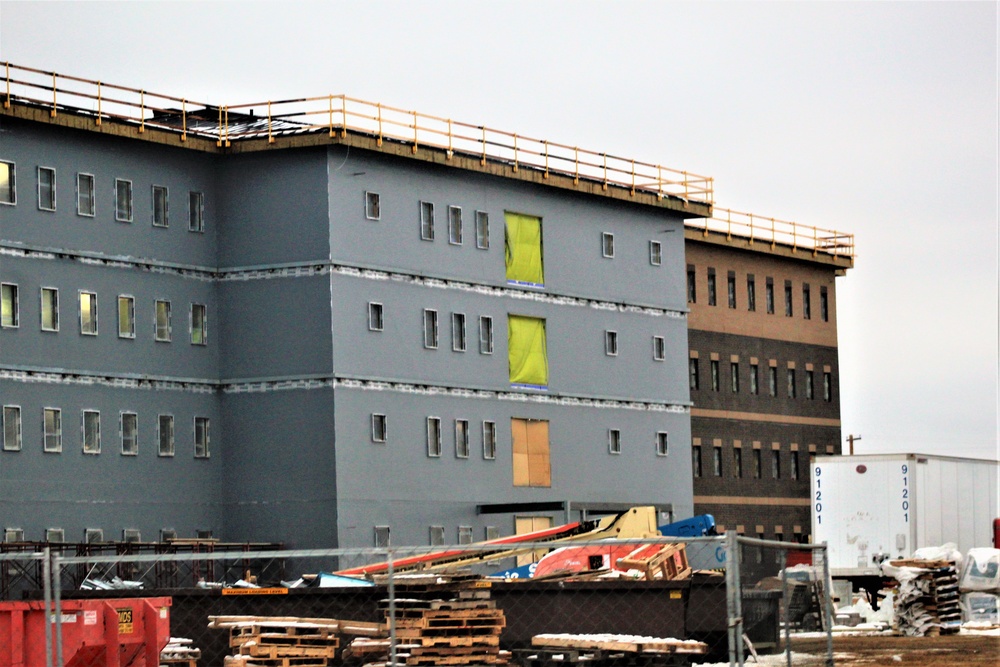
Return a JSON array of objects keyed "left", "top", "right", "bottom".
[{"left": 2, "top": 535, "right": 833, "bottom": 667}]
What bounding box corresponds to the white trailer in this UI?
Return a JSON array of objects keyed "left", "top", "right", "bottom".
[{"left": 811, "top": 453, "right": 999, "bottom": 579}]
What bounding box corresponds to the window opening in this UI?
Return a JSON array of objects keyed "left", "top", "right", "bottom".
[
  {"left": 750, "top": 364, "right": 759, "bottom": 395},
  {"left": 41, "top": 288, "right": 58, "bottom": 331},
  {"left": 508, "top": 315, "right": 548, "bottom": 387},
  {"left": 118, "top": 295, "right": 135, "bottom": 338},
  {"left": 768, "top": 366, "right": 778, "bottom": 397},
  {"left": 423, "top": 309, "right": 439, "bottom": 349},
  {"left": 653, "top": 336, "right": 665, "bottom": 361},
  {"left": 687, "top": 265, "right": 696, "bottom": 303},
  {"left": 772, "top": 450, "right": 781, "bottom": 478},
  {"left": 753, "top": 449, "right": 762, "bottom": 478},
  {"left": 191, "top": 303, "right": 207, "bottom": 345},
  {"left": 0, "top": 161, "right": 15, "bottom": 205},
  {"left": 713, "top": 446, "right": 722, "bottom": 476},
  {"left": 43, "top": 408, "right": 62, "bottom": 452},
  {"left": 189, "top": 191, "right": 205, "bottom": 232},
  {"left": 805, "top": 370, "right": 815, "bottom": 400},
  {"left": 115, "top": 179, "right": 133, "bottom": 222},
  {"left": 689, "top": 358, "right": 699, "bottom": 390},
  {"left": 803, "top": 285, "right": 811, "bottom": 319},
  {"left": 80, "top": 291, "right": 97, "bottom": 335},
  {"left": 426, "top": 417, "right": 442, "bottom": 457},
  {"left": 747, "top": 275, "right": 756, "bottom": 311},
  {"left": 784, "top": 280, "right": 793, "bottom": 317},
  {"left": 365, "top": 191, "right": 381, "bottom": 220},
  {"left": 692, "top": 445, "right": 702, "bottom": 477},
  {"left": 420, "top": 201, "right": 435, "bottom": 240},
  {"left": 3, "top": 406, "right": 22, "bottom": 451},
  {"left": 121, "top": 412, "right": 138, "bottom": 455},
  {"left": 601, "top": 232, "right": 615, "bottom": 258},
  {"left": 158, "top": 415, "right": 175, "bottom": 456},
  {"left": 765, "top": 278, "right": 774, "bottom": 314},
  {"left": 458, "top": 526, "right": 474, "bottom": 545},
  {"left": 371, "top": 414, "right": 387, "bottom": 443},
  {"left": 605, "top": 330, "right": 618, "bottom": 356},
  {"left": 37, "top": 167, "right": 56, "bottom": 211},
  {"left": 479, "top": 316, "right": 494, "bottom": 354},
  {"left": 820, "top": 287, "right": 829, "bottom": 322},
  {"left": 787, "top": 369, "right": 797, "bottom": 398},
  {"left": 482, "top": 420, "right": 497, "bottom": 460},
  {"left": 649, "top": 240, "right": 662, "bottom": 266},
  {"left": 733, "top": 448, "right": 742, "bottom": 477},
  {"left": 731, "top": 362, "right": 740, "bottom": 392},
  {"left": 656, "top": 432, "right": 669, "bottom": 456},
  {"left": 707, "top": 269, "right": 717, "bottom": 306},
  {"left": 504, "top": 212, "right": 544, "bottom": 286},
  {"left": 727, "top": 273, "right": 736, "bottom": 308},
  {"left": 368, "top": 302, "right": 384, "bottom": 331},
  {"left": 608, "top": 429, "right": 621, "bottom": 455},
  {"left": 455, "top": 419, "right": 469, "bottom": 458},
  {"left": 152, "top": 185, "right": 168, "bottom": 227},
  {"left": 823, "top": 372, "right": 832, "bottom": 402},
  {"left": 82, "top": 410, "right": 100, "bottom": 454},
  {"left": 429, "top": 526, "right": 445, "bottom": 546},
  {"left": 512, "top": 418, "right": 550, "bottom": 487},
  {"left": 76, "top": 173, "right": 95, "bottom": 216},
  {"left": 194, "top": 417, "right": 210, "bottom": 458},
  {"left": 711, "top": 360, "right": 720, "bottom": 391},
  {"left": 2, "top": 283, "right": 19, "bottom": 328},
  {"left": 448, "top": 206, "right": 463, "bottom": 244},
  {"left": 452, "top": 313, "right": 467, "bottom": 352},
  {"left": 155, "top": 300, "right": 171, "bottom": 341},
  {"left": 475, "top": 210, "right": 489, "bottom": 249}
]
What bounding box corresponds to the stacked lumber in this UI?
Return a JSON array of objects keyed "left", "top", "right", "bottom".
[
  {"left": 209, "top": 615, "right": 386, "bottom": 667},
  {"left": 346, "top": 574, "right": 510, "bottom": 667},
  {"left": 519, "top": 634, "right": 707, "bottom": 667},
  {"left": 887, "top": 559, "right": 962, "bottom": 637},
  {"left": 616, "top": 544, "right": 691, "bottom": 581}
]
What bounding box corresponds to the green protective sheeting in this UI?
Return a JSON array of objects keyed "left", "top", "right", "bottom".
[
  {"left": 505, "top": 212, "right": 544, "bottom": 285},
  {"left": 508, "top": 315, "right": 548, "bottom": 386}
]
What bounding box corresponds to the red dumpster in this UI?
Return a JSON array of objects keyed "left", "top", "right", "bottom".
[{"left": 0, "top": 597, "right": 171, "bottom": 667}]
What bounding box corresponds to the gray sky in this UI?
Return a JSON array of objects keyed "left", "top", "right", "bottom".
[{"left": 2, "top": 1, "right": 996, "bottom": 461}]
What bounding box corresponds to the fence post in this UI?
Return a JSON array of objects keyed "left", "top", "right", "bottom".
[
  {"left": 820, "top": 545, "right": 835, "bottom": 667},
  {"left": 724, "top": 531, "right": 745, "bottom": 667},
  {"left": 782, "top": 548, "right": 792, "bottom": 667},
  {"left": 53, "top": 551, "right": 64, "bottom": 667},
  {"left": 42, "top": 547, "right": 53, "bottom": 667},
  {"left": 387, "top": 547, "right": 397, "bottom": 666}
]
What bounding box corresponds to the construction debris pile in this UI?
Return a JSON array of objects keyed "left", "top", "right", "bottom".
[
  {"left": 885, "top": 558, "right": 961, "bottom": 636},
  {"left": 209, "top": 615, "right": 385, "bottom": 667},
  {"left": 160, "top": 637, "right": 201, "bottom": 667}
]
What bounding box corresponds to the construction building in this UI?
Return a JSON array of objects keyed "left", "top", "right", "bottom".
[{"left": 0, "top": 64, "right": 852, "bottom": 550}]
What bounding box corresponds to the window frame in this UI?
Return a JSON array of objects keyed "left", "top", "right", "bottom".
[
  {"left": 768, "top": 366, "right": 778, "bottom": 397},
  {"left": 426, "top": 416, "right": 442, "bottom": 458},
  {"left": 45, "top": 528, "right": 65, "bottom": 543},
  {"left": 43, "top": 407, "right": 62, "bottom": 453},
  {"left": 652, "top": 335, "right": 666, "bottom": 361},
  {"left": 479, "top": 315, "right": 494, "bottom": 355},
  {"left": 82, "top": 409, "right": 101, "bottom": 455},
  {"left": 365, "top": 191, "right": 381, "bottom": 220},
  {"left": 429, "top": 526, "right": 445, "bottom": 547},
  {"left": 765, "top": 278, "right": 775, "bottom": 314},
  {"left": 4, "top": 528, "right": 25, "bottom": 543},
  {"left": 733, "top": 447, "right": 743, "bottom": 478},
  {"left": 687, "top": 266, "right": 696, "bottom": 303},
  {"left": 458, "top": 526, "right": 474, "bottom": 545},
  {"left": 37, "top": 166, "right": 56, "bottom": 212},
  {"left": 608, "top": 428, "right": 622, "bottom": 455},
  {"left": 791, "top": 450, "right": 800, "bottom": 480},
  {"left": 475, "top": 210, "right": 490, "bottom": 249},
  {"left": 655, "top": 431, "right": 669, "bottom": 457},
  {"left": 120, "top": 411, "right": 138, "bottom": 456},
  {"left": 152, "top": 184, "right": 169, "bottom": 227},
  {"left": 448, "top": 205, "right": 463, "bottom": 245},
  {"left": 601, "top": 232, "right": 615, "bottom": 258},
  {"left": 787, "top": 368, "right": 797, "bottom": 398},
  {"left": 84, "top": 528, "right": 104, "bottom": 544},
  {"left": 115, "top": 178, "right": 133, "bottom": 223},
  {"left": 368, "top": 302, "right": 384, "bottom": 332},
  {"left": 713, "top": 446, "right": 723, "bottom": 476},
  {"left": 803, "top": 284, "right": 811, "bottom": 320},
  {"left": 157, "top": 414, "right": 175, "bottom": 457},
  {"left": 750, "top": 364, "right": 759, "bottom": 395},
  {"left": 155, "top": 299, "right": 172, "bottom": 342},
  {"left": 747, "top": 275, "right": 756, "bottom": 312},
  {"left": 423, "top": 309, "right": 439, "bottom": 349},
  {"left": 711, "top": 359, "right": 720, "bottom": 391},
  {"left": 188, "top": 191, "right": 205, "bottom": 232},
  {"left": 79, "top": 290, "right": 98, "bottom": 335},
  {"left": 1, "top": 283, "right": 19, "bottom": 328},
  {"left": 772, "top": 449, "right": 781, "bottom": 479},
  {"left": 731, "top": 362, "right": 740, "bottom": 393},
  {"left": 76, "top": 172, "right": 96, "bottom": 217},
  {"left": 117, "top": 294, "right": 135, "bottom": 339},
  {"left": 40, "top": 287, "right": 59, "bottom": 332},
  {"left": 727, "top": 272, "right": 737, "bottom": 309},
  {"left": 482, "top": 420, "right": 497, "bottom": 460},
  {"left": 753, "top": 448, "right": 762, "bottom": 479},
  {"left": 692, "top": 445, "right": 702, "bottom": 477},
  {"left": 689, "top": 357, "right": 700, "bottom": 390},
  {"left": 3, "top": 405, "right": 22, "bottom": 451},
  {"left": 824, "top": 372, "right": 833, "bottom": 402},
  {"left": 805, "top": 370, "right": 815, "bottom": 400},
  {"left": 194, "top": 416, "right": 210, "bottom": 458},
  {"left": 123, "top": 529, "right": 141, "bottom": 543},
  {"left": 190, "top": 303, "right": 207, "bottom": 345},
  {"left": 820, "top": 287, "right": 829, "bottom": 322},
  {"left": 451, "top": 312, "right": 467, "bottom": 352},
  {"left": 605, "top": 330, "right": 618, "bottom": 356},
  {"left": 0, "top": 161, "right": 16, "bottom": 205},
  {"left": 784, "top": 280, "right": 794, "bottom": 317},
  {"left": 707, "top": 268, "right": 717, "bottom": 306},
  {"left": 419, "top": 200, "right": 435, "bottom": 241},
  {"left": 455, "top": 419, "right": 470, "bottom": 458},
  {"left": 649, "top": 240, "right": 662, "bottom": 266},
  {"left": 371, "top": 413, "right": 387, "bottom": 443}
]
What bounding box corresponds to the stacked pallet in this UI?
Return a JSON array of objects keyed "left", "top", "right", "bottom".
[
  {"left": 888, "top": 559, "right": 962, "bottom": 637},
  {"left": 209, "top": 615, "right": 386, "bottom": 667},
  {"left": 520, "top": 634, "right": 707, "bottom": 667},
  {"left": 160, "top": 637, "right": 201, "bottom": 667},
  {"left": 346, "top": 574, "right": 510, "bottom": 667},
  {"left": 616, "top": 544, "right": 691, "bottom": 581}
]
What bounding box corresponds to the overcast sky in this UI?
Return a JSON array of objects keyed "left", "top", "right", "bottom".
[{"left": 2, "top": 1, "right": 996, "bottom": 461}]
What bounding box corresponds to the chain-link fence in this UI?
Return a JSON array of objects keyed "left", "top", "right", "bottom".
[{"left": 1, "top": 534, "right": 833, "bottom": 667}]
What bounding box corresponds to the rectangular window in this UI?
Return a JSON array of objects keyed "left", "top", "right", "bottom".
[
  {"left": 687, "top": 265, "right": 696, "bottom": 303},
  {"left": 765, "top": 278, "right": 775, "bottom": 314},
  {"left": 4, "top": 528, "right": 24, "bottom": 543},
  {"left": 768, "top": 366, "right": 778, "bottom": 397},
  {"left": 787, "top": 369, "right": 797, "bottom": 398},
  {"left": 824, "top": 372, "right": 832, "bottom": 402},
  {"left": 455, "top": 419, "right": 470, "bottom": 458},
  {"left": 365, "top": 191, "right": 380, "bottom": 220},
  {"left": 479, "top": 316, "right": 494, "bottom": 354},
  {"left": 37, "top": 166, "right": 56, "bottom": 211},
  {"left": 707, "top": 269, "right": 717, "bottom": 306},
  {"left": 188, "top": 191, "right": 204, "bottom": 232},
  {"left": 155, "top": 300, "right": 171, "bottom": 342},
  {"left": 371, "top": 413, "right": 387, "bottom": 443},
  {"left": 713, "top": 446, "right": 722, "bottom": 476},
  {"left": 482, "top": 420, "right": 497, "bottom": 460},
  {"left": 45, "top": 528, "right": 65, "bottom": 543},
  {"left": 79, "top": 291, "right": 97, "bottom": 335},
  {"left": 820, "top": 287, "right": 829, "bottom": 322},
  {"left": 656, "top": 432, "right": 669, "bottom": 456},
  {"left": 429, "top": 526, "right": 445, "bottom": 546},
  {"left": 448, "top": 206, "right": 463, "bottom": 245},
  {"left": 420, "top": 201, "right": 435, "bottom": 240},
  {"left": 1, "top": 283, "right": 18, "bottom": 328},
  {"left": 77, "top": 173, "right": 95, "bottom": 216},
  {"left": 423, "top": 309, "right": 439, "bottom": 349},
  {"left": 158, "top": 415, "right": 174, "bottom": 456},
  {"left": 649, "top": 240, "right": 662, "bottom": 266},
  {"left": 733, "top": 448, "right": 742, "bottom": 478},
  {"left": 508, "top": 315, "right": 548, "bottom": 387},
  {"left": 747, "top": 275, "right": 756, "bottom": 311},
  {"left": 475, "top": 210, "right": 490, "bottom": 249},
  {"left": 152, "top": 185, "right": 168, "bottom": 227},
  {"left": 43, "top": 408, "right": 62, "bottom": 452},
  {"left": 485, "top": 525, "right": 500, "bottom": 541},
  {"left": 753, "top": 449, "right": 762, "bottom": 478},
  {"left": 452, "top": 312, "right": 467, "bottom": 352},
  {"left": 711, "top": 360, "right": 720, "bottom": 391},
  {"left": 82, "top": 410, "right": 100, "bottom": 454},
  {"left": 458, "top": 526, "right": 474, "bottom": 545},
  {"left": 115, "top": 178, "right": 133, "bottom": 222},
  {"left": 791, "top": 451, "right": 800, "bottom": 480},
  {"left": 608, "top": 428, "right": 621, "bottom": 455},
  {"left": 727, "top": 272, "right": 737, "bottom": 308},
  {"left": 784, "top": 280, "right": 793, "bottom": 317},
  {"left": 0, "top": 161, "right": 15, "bottom": 205},
  {"left": 772, "top": 450, "right": 781, "bottom": 479},
  {"left": 84, "top": 528, "right": 104, "bottom": 544},
  {"left": 511, "top": 418, "right": 550, "bottom": 487},
  {"left": 121, "top": 412, "right": 138, "bottom": 456},
  {"left": 504, "top": 212, "right": 544, "bottom": 286},
  {"left": 3, "top": 406, "right": 22, "bottom": 451},
  {"left": 692, "top": 445, "right": 702, "bottom": 477},
  {"left": 426, "top": 417, "right": 442, "bottom": 457},
  {"left": 194, "top": 417, "right": 210, "bottom": 458},
  {"left": 803, "top": 285, "right": 811, "bottom": 320},
  {"left": 731, "top": 363, "right": 740, "bottom": 393},
  {"left": 118, "top": 295, "right": 135, "bottom": 338},
  {"left": 190, "top": 303, "right": 207, "bottom": 345},
  {"left": 689, "top": 358, "right": 699, "bottom": 390},
  {"left": 806, "top": 370, "right": 815, "bottom": 400},
  {"left": 750, "top": 364, "right": 759, "bottom": 395},
  {"left": 605, "top": 330, "right": 618, "bottom": 356},
  {"left": 368, "top": 302, "right": 384, "bottom": 331},
  {"left": 653, "top": 336, "right": 665, "bottom": 361},
  {"left": 601, "top": 232, "right": 615, "bottom": 258},
  {"left": 40, "top": 287, "right": 59, "bottom": 331}
]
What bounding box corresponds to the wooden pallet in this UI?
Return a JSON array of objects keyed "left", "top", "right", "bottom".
[
  {"left": 532, "top": 634, "right": 707, "bottom": 655},
  {"left": 616, "top": 544, "right": 691, "bottom": 581}
]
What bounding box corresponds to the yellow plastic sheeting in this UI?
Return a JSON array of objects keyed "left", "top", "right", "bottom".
[
  {"left": 508, "top": 315, "right": 548, "bottom": 387},
  {"left": 504, "top": 212, "right": 544, "bottom": 285}
]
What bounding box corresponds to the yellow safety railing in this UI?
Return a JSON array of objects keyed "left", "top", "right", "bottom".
[{"left": 693, "top": 207, "right": 854, "bottom": 261}]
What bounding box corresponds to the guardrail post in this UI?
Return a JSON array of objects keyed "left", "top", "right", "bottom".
[
  {"left": 269, "top": 100, "right": 274, "bottom": 144},
  {"left": 412, "top": 110, "right": 418, "bottom": 154},
  {"left": 4, "top": 62, "right": 10, "bottom": 109},
  {"left": 481, "top": 126, "right": 487, "bottom": 165},
  {"left": 51, "top": 72, "right": 57, "bottom": 118},
  {"left": 770, "top": 218, "right": 776, "bottom": 250},
  {"left": 513, "top": 133, "right": 519, "bottom": 173},
  {"left": 574, "top": 147, "right": 580, "bottom": 184},
  {"left": 543, "top": 140, "right": 549, "bottom": 178},
  {"left": 341, "top": 95, "right": 347, "bottom": 137},
  {"left": 602, "top": 153, "right": 608, "bottom": 191},
  {"left": 139, "top": 90, "right": 145, "bottom": 133},
  {"left": 447, "top": 119, "right": 453, "bottom": 158},
  {"left": 329, "top": 94, "right": 334, "bottom": 138},
  {"left": 96, "top": 81, "right": 102, "bottom": 125},
  {"left": 181, "top": 99, "right": 187, "bottom": 142},
  {"left": 630, "top": 160, "right": 635, "bottom": 196},
  {"left": 377, "top": 102, "right": 383, "bottom": 147}
]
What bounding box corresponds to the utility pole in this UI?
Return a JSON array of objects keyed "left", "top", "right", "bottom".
[{"left": 846, "top": 434, "right": 861, "bottom": 455}]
